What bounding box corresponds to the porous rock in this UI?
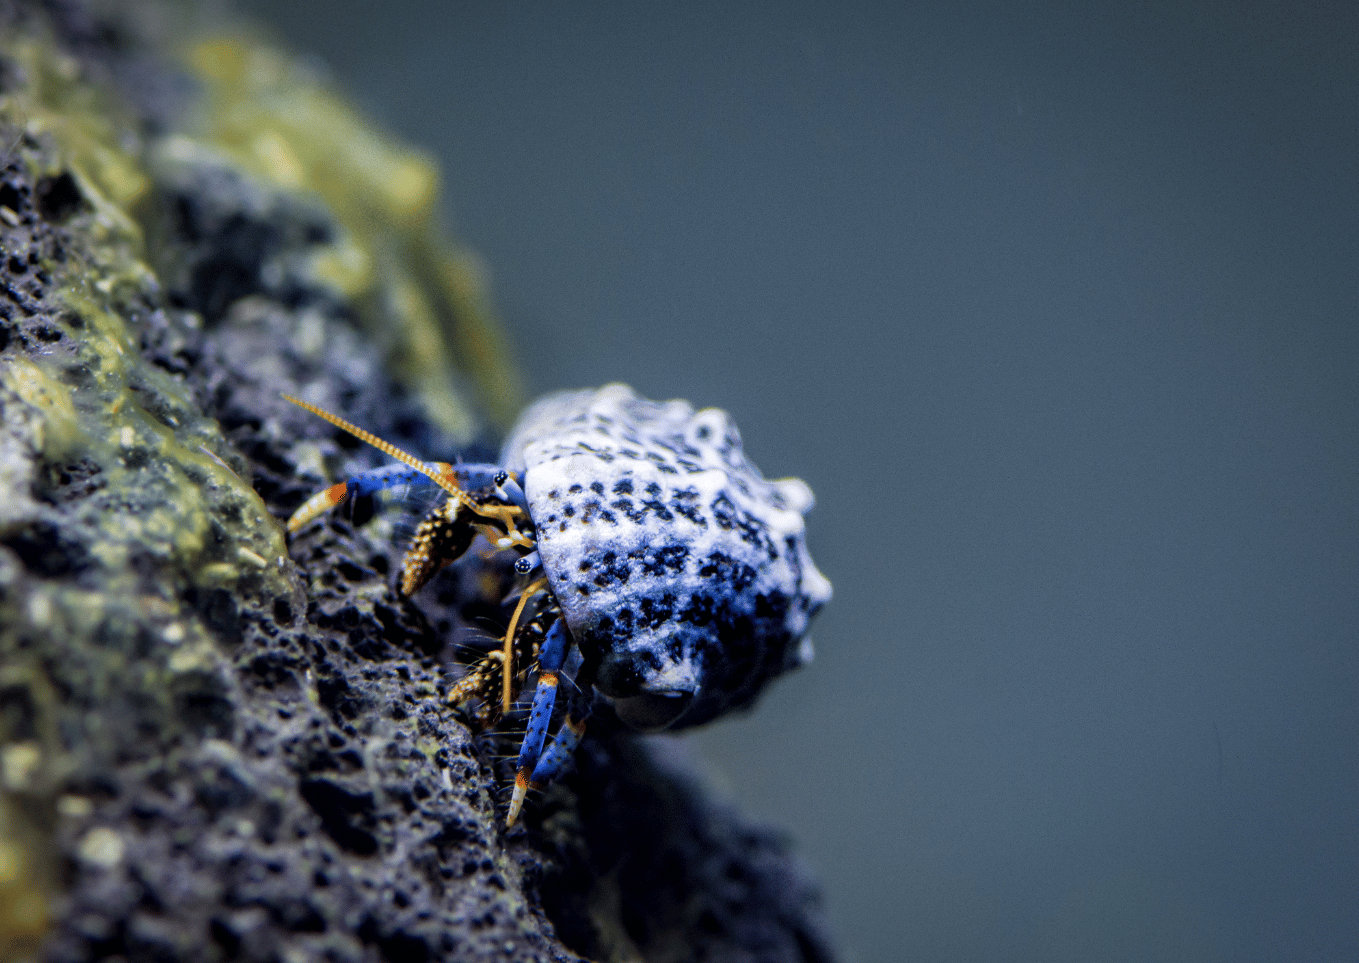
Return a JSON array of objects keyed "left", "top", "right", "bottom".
[{"left": 0, "top": 2, "right": 836, "bottom": 961}]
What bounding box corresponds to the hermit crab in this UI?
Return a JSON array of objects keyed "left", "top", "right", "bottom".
[{"left": 284, "top": 384, "right": 831, "bottom": 825}]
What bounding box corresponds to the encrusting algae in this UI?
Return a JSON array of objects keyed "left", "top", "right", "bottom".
[
  {"left": 180, "top": 33, "right": 524, "bottom": 436},
  {"left": 0, "top": 4, "right": 518, "bottom": 958}
]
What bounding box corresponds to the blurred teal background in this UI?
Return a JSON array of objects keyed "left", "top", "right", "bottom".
[{"left": 236, "top": 2, "right": 1359, "bottom": 960}]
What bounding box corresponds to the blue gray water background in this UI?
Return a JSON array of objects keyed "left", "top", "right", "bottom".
[{"left": 237, "top": 3, "right": 1359, "bottom": 960}]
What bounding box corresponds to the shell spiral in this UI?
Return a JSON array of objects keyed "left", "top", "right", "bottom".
[{"left": 501, "top": 383, "right": 832, "bottom": 729}]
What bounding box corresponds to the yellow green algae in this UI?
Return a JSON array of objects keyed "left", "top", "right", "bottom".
[
  {"left": 179, "top": 33, "right": 525, "bottom": 435},
  {"left": 0, "top": 31, "right": 293, "bottom": 588},
  {"left": 0, "top": 24, "right": 289, "bottom": 955},
  {"left": 0, "top": 10, "right": 521, "bottom": 959}
]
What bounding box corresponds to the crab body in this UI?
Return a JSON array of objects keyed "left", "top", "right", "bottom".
[{"left": 285, "top": 384, "right": 830, "bottom": 824}]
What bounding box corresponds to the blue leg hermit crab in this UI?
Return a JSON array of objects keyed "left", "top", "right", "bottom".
[{"left": 284, "top": 384, "right": 831, "bottom": 825}]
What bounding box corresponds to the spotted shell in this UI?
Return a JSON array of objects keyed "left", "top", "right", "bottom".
[{"left": 500, "top": 383, "right": 832, "bottom": 730}]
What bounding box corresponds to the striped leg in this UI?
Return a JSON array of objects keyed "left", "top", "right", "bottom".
[
  {"left": 528, "top": 692, "right": 591, "bottom": 792},
  {"left": 506, "top": 617, "right": 571, "bottom": 825},
  {"left": 287, "top": 463, "right": 454, "bottom": 532}
]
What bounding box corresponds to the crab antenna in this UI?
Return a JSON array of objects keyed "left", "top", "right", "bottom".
[
  {"left": 502, "top": 577, "right": 548, "bottom": 714},
  {"left": 282, "top": 394, "right": 461, "bottom": 498}
]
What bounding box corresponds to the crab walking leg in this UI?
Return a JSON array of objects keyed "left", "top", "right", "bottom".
[
  {"left": 529, "top": 698, "right": 591, "bottom": 791},
  {"left": 507, "top": 618, "right": 571, "bottom": 825},
  {"left": 529, "top": 646, "right": 598, "bottom": 792},
  {"left": 286, "top": 463, "right": 455, "bottom": 532}
]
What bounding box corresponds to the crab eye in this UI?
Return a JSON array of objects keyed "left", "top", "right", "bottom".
[
  {"left": 611, "top": 691, "right": 694, "bottom": 732},
  {"left": 514, "top": 551, "right": 541, "bottom": 575}
]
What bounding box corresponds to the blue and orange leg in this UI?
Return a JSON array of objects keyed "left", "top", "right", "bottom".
[
  {"left": 287, "top": 463, "right": 456, "bottom": 532},
  {"left": 506, "top": 617, "right": 572, "bottom": 825},
  {"left": 528, "top": 690, "right": 591, "bottom": 795}
]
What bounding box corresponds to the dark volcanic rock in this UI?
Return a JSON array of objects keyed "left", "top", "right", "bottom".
[{"left": 0, "top": 2, "right": 836, "bottom": 962}]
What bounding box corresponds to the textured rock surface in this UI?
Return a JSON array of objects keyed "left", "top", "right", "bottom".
[{"left": 0, "top": 2, "right": 836, "bottom": 961}]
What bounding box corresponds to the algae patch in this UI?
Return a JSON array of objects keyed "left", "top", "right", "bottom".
[
  {"left": 0, "top": 6, "right": 549, "bottom": 958},
  {"left": 180, "top": 34, "right": 524, "bottom": 435}
]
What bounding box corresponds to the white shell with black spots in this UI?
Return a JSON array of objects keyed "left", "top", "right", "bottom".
[{"left": 500, "top": 383, "right": 832, "bottom": 730}]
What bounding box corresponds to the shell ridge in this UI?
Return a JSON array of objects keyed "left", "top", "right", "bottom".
[{"left": 502, "top": 383, "right": 830, "bottom": 728}]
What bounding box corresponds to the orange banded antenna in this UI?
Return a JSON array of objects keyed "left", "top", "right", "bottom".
[
  {"left": 282, "top": 394, "right": 463, "bottom": 498},
  {"left": 501, "top": 577, "right": 548, "bottom": 713}
]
